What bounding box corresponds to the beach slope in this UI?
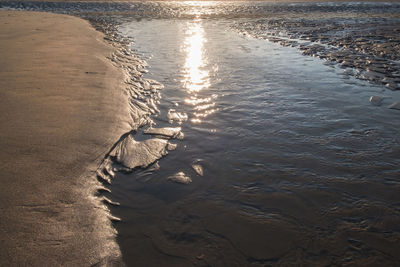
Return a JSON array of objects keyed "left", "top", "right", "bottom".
[{"left": 0, "top": 11, "right": 130, "bottom": 265}]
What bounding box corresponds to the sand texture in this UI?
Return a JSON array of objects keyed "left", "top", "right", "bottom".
[{"left": 0, "top": 11, "right": 130, "bottom": 266}]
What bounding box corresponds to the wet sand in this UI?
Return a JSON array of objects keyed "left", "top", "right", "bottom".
[{"left": 0, "top": 11, "right": 130, "bottom": 265}]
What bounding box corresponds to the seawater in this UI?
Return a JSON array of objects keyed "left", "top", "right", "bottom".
[
  {"left": 2, "top": 1, "right": 400, "bottom": 265},
  {"left": 112, "top": 16, "right": 400, "bottom": 267}
]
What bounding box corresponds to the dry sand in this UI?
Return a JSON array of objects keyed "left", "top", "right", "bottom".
[{"left": 0, "top": 11, "right": 131, "bottom": 266}]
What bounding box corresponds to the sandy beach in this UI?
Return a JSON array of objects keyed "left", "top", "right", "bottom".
[{"left": 0, "top": 11, "right": 130, "bottom": 265}]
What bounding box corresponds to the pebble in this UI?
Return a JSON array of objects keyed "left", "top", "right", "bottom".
[
  {"left": 192, "top": 164, "right": 204, "bottom": 176},
  {"left": 168, "top": 172, "right": 192, "bottom": 184},
  {"left": 369, "top": 96, "right": 384, "bottom": 106}
]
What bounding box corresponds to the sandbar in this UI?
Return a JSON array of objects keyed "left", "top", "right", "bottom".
[{"left": 0, "top": 11, "right": 130, "bottom": 266}]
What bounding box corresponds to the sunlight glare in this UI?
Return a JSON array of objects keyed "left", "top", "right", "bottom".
[{"left": 182, "top": 22, "right": 210, "bottom": 93}]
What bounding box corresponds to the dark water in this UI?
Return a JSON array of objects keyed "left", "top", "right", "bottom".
[
  {"left": 112, "top": 15, "right": 400, "bottom": 266},
  {"left": 2, "top": 1, "right": 400, "bottom": 265}
]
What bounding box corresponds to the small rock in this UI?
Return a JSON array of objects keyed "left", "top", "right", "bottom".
[
  {"left": 168, "top": 172, "right": 192, "bottom": 184},
  {"left": 386, "top": 82, "right": 399, "bottom": 91},
  {"left": 192, "top": 164, "right": 204, "bottom": 176},
  {"left": 196, "top": 254, "right": 205, "bottom": 260},
  {"left": 369, "top": 96, "right": 384, "bottom": 106}
]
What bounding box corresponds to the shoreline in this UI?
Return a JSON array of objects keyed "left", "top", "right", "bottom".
[{"left": 0, "top": 10, "right": 131, "bottom": 265}]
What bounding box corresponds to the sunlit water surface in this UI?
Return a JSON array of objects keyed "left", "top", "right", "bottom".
[{"left": 111, "top": 17, "right": 400, "bottom": 266}]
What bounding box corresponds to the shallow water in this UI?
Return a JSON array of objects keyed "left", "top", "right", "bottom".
[
  {"left": 2, "top": 1, "right": 400, "bottom": 265},
  {"left": 109, "top": 17, "right": 400, "bottom": 266}
]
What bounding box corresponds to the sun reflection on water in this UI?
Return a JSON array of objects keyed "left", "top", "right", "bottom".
[
  {"left": 182, "top": 21, "right": 210, "bottom": 93},
  {"left": 182, "top": 1, "right": 218, "bottom": 17},
  {"left": 182, "top": 21, "right": 218, "bottom": 124}
]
